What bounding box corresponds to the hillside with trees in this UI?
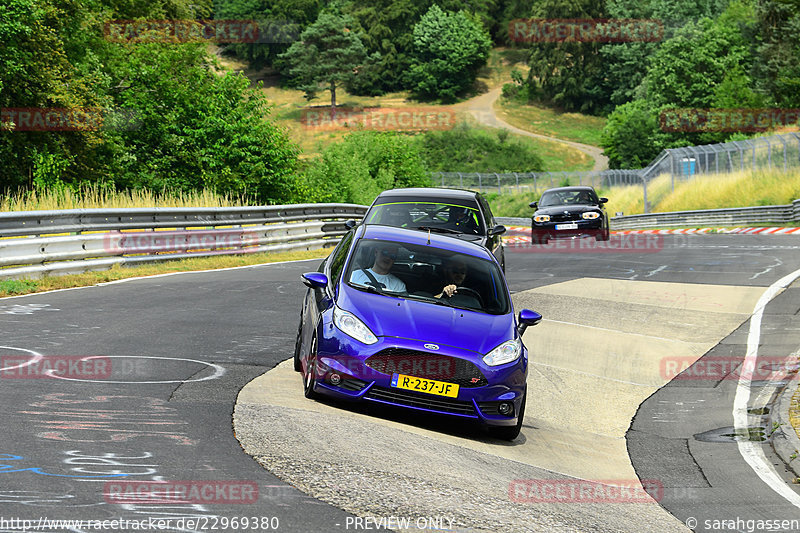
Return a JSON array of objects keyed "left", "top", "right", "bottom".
[{"left": 2, "top": 0, "right": 800, "bottom": 206}]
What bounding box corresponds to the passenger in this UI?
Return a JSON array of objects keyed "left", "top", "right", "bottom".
[{"left": 350, "top": 245, "right": 407, "bottom": 293}]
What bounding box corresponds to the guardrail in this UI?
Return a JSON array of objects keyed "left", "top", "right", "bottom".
[
  {"left": 498, "top": 199, "right": 800, "bottom": 231},
  {"left": 609, "top": 199, "right": 800, "bottom": 229},
  {"left": 0, "top": 204, "right": 367, "bottom": 280}
]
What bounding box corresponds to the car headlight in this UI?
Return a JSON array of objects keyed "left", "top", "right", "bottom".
[
  {"left": 582, "top": 212, "right": 600, "bottom": 220},
  {"left": 534, "top": 215, "right": 550, "bottom": 223},
  {"left": 333, "top": 306, "right": 377, "bottom": 345},
  {"left": 483, "top": 339, "right": 521, "bottom": 366}
]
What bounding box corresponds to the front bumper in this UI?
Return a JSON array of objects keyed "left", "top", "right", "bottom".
[
  {"left": 532, "top": 219, "right": 604, "bottom": 241},
  {"left": 309, "top": 333, "right": 527, "bottom": 428}
]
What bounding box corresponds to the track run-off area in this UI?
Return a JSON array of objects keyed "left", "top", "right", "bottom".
[{"left": 1, "top": 232, "right": 799, "bottom": 532}]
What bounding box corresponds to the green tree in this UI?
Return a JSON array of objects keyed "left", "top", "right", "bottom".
[
  {"left": 753, "top": 0, "right": 800, "bottom": 106},
  {"left": 0, "top": 0, "right": 302, "bottom": 203},
  {"left": 102, "top": 42, "right": 300, "bottom": 201},
  {"left": 213, "top": 0, "right": 320, "bottom": 69},
  {"left": 645, "top": 16, "right": 754, "bottom": 110},
  {"left": 277, "top": 12, "right": 371, "bottom": 111},
  {"left": 523, "top": 0, "right": 608, "bottom": 114},
  {"left": 600, "top": 0, "right": 728, "bottom": 107},
  {"left": 303, "top": 131, "right": 431, "bottom": 205},
  {"left": 406, "top": 5, "right": 491, "bottom": 102},
  {"left": 600, "top": 100, "right": 661, "bottom": 169}
]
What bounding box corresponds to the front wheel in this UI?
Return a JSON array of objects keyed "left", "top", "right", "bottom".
[
  {"left": 302, "top": 335, "right": 319, "bottom": 399},
  {"left": 489, "top": 393, "right": 526, "bottom": 441},
  {"left": 596, "top": 225, "right": 610, "bottom": 241},
  {"left": 293, "top": 317, "right": 303, "bottom": 372}
]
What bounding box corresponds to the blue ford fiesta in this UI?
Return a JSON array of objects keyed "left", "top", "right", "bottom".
[{"left": 293, "top": 224, "right": 541, "bottom": 440}]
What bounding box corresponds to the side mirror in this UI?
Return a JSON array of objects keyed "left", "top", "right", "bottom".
[
  {"left": 488, "top": 224, "right": 507, "bottom": 236},
  {"left": 301, "top": 272, "right": 328, "bottom": 289},
  {"left": 529, "top": 201, "right": 538, "bottom": 209},
  {"left": 517, "top": 309, "right": 542, "bottom": 336},
  {"left": 599, "top": 198, "right": 608, "bottom": 204},
  {"left": 344, "top": 219, "right": 357, "bottom": 229}
]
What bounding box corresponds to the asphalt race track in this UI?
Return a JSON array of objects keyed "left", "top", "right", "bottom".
[{"left": 1, "top": 233, "right": 799, "bottom": 532}]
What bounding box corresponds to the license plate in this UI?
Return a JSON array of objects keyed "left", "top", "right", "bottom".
[
  {"left": 391, "top": 373, "right": 459, "bottom": 398},
  {"left": 555, "top": 223, "right": 578, "bottom": 230}
]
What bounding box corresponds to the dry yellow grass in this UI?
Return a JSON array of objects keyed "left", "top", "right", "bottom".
[
  {"left": 657, "top": 169, "right": 800, "bottom": 212},
  {"left": 603, "top": 169, "right": 800, "bottom": 217},
  {"left": 0, "top": 184, "right": 251, "bottom": 212}
]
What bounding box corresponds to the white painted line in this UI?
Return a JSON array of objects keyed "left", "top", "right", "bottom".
[
  {"left": 44, "top": 355, "right": 226, "bottom": 384},
  {"left": 0, "top": 346, "right": 44, "bottom": 373},
  {"left": 733, "top": 267, "right": 800, "bottom": 508}
]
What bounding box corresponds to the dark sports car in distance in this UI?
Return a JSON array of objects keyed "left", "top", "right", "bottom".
[
  {"left": 356, "top": 187, "right": 507, "bottom": 271},
  {"left": 293, "top": 224, "right": 542, "bottom": 440},
  {"left": 529, "top": 186, "right": 609, "bottom": 244}
]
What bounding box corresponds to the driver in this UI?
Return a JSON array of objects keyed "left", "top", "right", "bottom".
[{"left": 435, "top": 256, "right": 468, "bottom": 299}]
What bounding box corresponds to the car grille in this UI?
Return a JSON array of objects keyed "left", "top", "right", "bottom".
[
  {"left": 549, "top": 212, "right": 581, "bottom": 222},
  {"left": 364, "top": 348, "right": 488, "bottom": 388},
  {"left": 365, "top": 386, "right": 477, "bottom": 416}
]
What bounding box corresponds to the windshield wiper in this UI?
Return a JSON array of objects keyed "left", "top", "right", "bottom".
[
  {"left": 348, "top": 282, "right": 381, "bottom": 294},
  {"left": 413, "top": 225, "right": 461, "bottom": 234}
]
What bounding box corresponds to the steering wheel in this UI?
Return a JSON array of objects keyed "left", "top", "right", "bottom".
[{"left": 448, "top": 287, "right": 484, "bottom": 307}]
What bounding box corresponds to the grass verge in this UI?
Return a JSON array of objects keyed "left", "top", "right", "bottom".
[
  {"left": 494, "top": 97, "right": 606, "bottom": 147},
  {"left": 0, "top": 248, "right": 329, "bottom": 298}
]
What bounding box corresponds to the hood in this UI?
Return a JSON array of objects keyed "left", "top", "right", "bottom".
[{"left": 338, "top": 283, "right": 515, "bottom": 355}]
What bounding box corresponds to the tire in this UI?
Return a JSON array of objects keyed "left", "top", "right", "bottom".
[
  {"left": 302, "top": 335, "right": 319, "bottom": 399},
  {"left": 531, "top": 234, "right": 548, "bottom": 245},
  {"left": 595, "top": 223, "right": 610, "bottom": 242},
  {"left": 489, "top": 393, "right": 526, "bottom": 441},
  {"left": 293, "top": 318, "right": 303, "bottom": 372}
]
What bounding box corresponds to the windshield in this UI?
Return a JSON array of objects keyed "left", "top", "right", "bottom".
[
  {"left": 539, "top": 189, "right": 598, "bottom": 207},
  {"left": 344, "top": 238, "right": 509, "bottom": 315},
  {"left": 366, "top": 202, "right": 483, "bottom": 236}
]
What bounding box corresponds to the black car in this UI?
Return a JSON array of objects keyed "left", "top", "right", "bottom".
[
  {"left": 356, "top": 187, "right": 508, "bottom": 271},
  {"left": 529, "top": 186, "right": 609, "bottom": 244}
]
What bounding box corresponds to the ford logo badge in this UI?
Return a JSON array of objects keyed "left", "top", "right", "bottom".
[{"left": 424, "top": 343, "right": 440, "bottom": 351}]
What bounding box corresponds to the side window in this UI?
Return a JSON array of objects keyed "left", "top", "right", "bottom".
[
  {"left": 328, "top": 232, "right": 354, "bottom": 284},
  {"left": 476, "top": 195, "right": 495, "bottom": 228}
]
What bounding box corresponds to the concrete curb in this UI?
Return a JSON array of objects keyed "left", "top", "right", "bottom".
[
  {"left": 501, "top": 225, "right": 800, "bottom": 243},
  {"left": 773, "top": 377, "right": 800, "bottom": 483}
]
